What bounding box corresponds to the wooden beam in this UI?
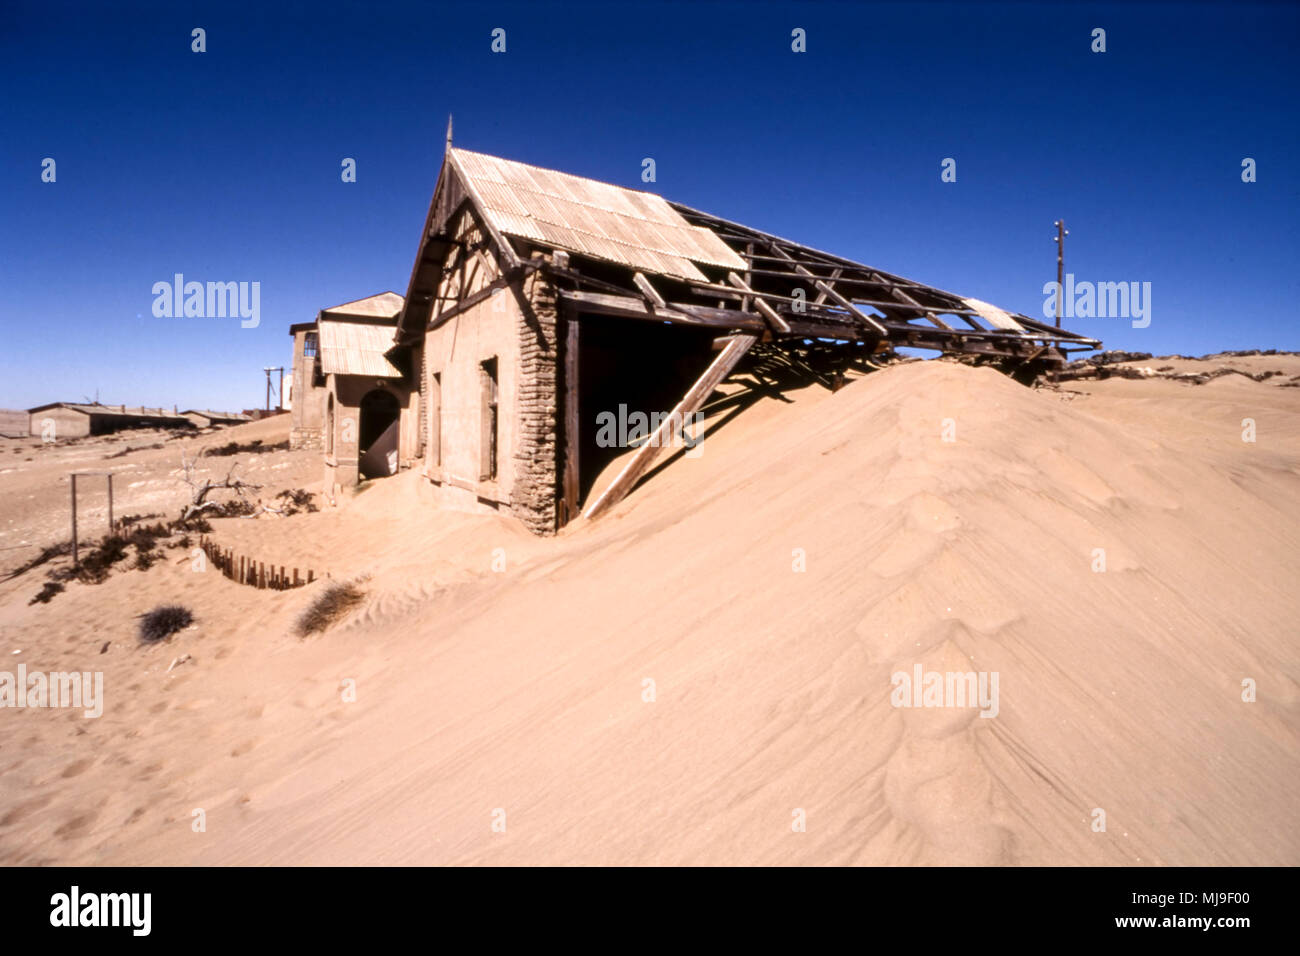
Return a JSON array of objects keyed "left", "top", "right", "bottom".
[
  {"left": 445, "top": 150, "right": 522, "bottom": 271},
  {"left": 726, "top": 272, "right": 792, "bottom": 333},
  {"left": 558, "top": 290, "right": 858, "bottom": 340},
  {"left": 766, "top": 245, "right": 888, "bottom": 335},
  {"left": 813, "top": 267, "right": 842, "bottom": 305},
  {"left": 561, "top": 310, "right": 580, "bottom": 526},
  {"left": 426, "top": 260, "right": 542, "bottom": 332},
  {"left": 584, "top": 333, "right": 757, "bottom": 520},
  {"left": 557, "top": 290, "right": 765, "bottom": 331},
  {"left": 632, "top": 271, "right": 667, "bottom": 309}
]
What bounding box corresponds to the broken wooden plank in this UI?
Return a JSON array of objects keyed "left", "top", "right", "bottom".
[{"left": 584, "top": 334, "right": 757, "bottom": 520}]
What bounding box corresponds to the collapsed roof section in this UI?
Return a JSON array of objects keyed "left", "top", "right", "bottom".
[{"left": 395, "top": 148, "right": 1099, "bottom": 366}]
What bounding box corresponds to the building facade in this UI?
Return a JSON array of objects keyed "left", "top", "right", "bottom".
[{"left": 288, "top": 293, "right": 419, "bottom": 492}]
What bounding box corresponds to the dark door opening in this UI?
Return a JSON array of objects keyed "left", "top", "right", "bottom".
[
  {"left": 575, "top": 316, "right": 718, "bottom": 503},
  {"left": 359, "top": 388, "right": 401, "bottom": 478}
]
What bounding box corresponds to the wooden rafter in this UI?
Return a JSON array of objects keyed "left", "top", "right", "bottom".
[{"left": 725, "top": 272, "right": 791, "bottom": 333}]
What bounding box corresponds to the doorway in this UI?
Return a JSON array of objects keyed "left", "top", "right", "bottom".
[{"left": 359, "top": 388, "right": 401, "bottom": 478}]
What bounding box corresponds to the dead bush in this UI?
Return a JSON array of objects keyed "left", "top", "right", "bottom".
[
  {"left": 206, "top": 439, "right": 288, "bottom": 457},
  {"left": 296, "top": 582, "right": 365, "bottom": 637},
  {"left": 275, "top": 488, "right": 318, "bottom": 515},
  {"left": 139, "top": 604, "right": 195, "bottom": 644}
]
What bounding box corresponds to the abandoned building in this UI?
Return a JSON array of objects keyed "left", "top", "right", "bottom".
[
  {"left": 288, "top": 291, "right": 418, "bottom": 489},
  {"left": 299, "top": 145, "right": 1099, "bottom": 533},
  {"left": 26, "top": 403, "right": 192, "bottom": 439},
  {"left": 0, "top": 409, "right": 29, "bottom": 438},
  {"left": 182, "top": 409, "right": 253, "bottom": 428}
]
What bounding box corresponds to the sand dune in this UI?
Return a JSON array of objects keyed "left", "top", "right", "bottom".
[{"left": 1, "top": 357, "right": 1297, "bottom": 865}]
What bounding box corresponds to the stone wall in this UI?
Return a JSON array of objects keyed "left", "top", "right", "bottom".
[
  {"left": 290, "top": 426, "right": 322, "bottom": 450},
  {"left": 510, "top": 255, "right": 560, "bottom": 535}
]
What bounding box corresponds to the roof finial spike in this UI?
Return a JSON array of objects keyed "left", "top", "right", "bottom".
[{"left": 445, "top": 114, "right": 453, "bottom": 155}]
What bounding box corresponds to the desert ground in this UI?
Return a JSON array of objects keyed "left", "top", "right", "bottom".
[{"left": 1, "top": 351, "right": 1297, "bottom": 865}]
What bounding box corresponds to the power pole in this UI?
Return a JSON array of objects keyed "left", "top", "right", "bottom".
[
  {"left": 1049, "top": 219, "right": 1069, "bottom": 385},
  {"left": 1052, "top": 219, "right": 1068, "bottom": 329},
  {"left": 263, "top": 366, "right": 284, "bottom": 413}
]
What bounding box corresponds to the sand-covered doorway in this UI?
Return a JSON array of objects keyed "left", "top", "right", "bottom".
[
  {"left": 573, "top": 315, "right": 719, "bottom": 506},
  {"left": 358, "top": 388, "right": 400, "bottom": 478}
]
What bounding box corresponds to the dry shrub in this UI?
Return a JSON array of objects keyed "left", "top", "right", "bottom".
[
  {"left": 296, "top": 582, "right": 365, "bottom": 637},
  {"left": 275, "top": 488, "right": 317, "bottom": 515},
  {"left": 212, "top": 498, "right": 257, "bottom": 518},
  {"left": 207, "top": 439, "right": 288, "bottom": 457},
  {"left": 139, "top": 604, "right": 194, "bottom": 643}
]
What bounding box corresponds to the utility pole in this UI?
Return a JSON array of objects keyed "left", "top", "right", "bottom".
[
  {"left": 263, "top": 366, "right": 284, "bottom": 413},
  {"left": 1049, "top": 219, "right": 1069, "bottom": 385},
  {"left": 1052, "top": 219, "right": 1068, "bottom": 329}
]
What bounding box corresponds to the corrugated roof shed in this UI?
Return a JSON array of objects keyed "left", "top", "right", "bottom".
[
  {"left": 318, "top": 320, "right": 404, "bottom": 377},
  {"left": 27, "top": 403, "right": 189, "bottom": 420},
  {"left": 322, "top": 291, "right": 404, "bottom": 318},
  {"left": 0, "top": 409, "right": 30, "bottom": 436},
  {"left": 183, "top": 410, "right": 253, "bottom": 423},
  {"left": 450, "top": 148, "right": 746, "bottom": 281}
]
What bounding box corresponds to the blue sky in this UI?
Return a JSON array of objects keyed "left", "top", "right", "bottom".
[{"left": 2, "top": 0, "right": 1296, "bottom": 410}]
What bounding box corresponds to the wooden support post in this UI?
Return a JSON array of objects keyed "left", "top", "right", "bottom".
[
  {"left": 70, "top": 474, "right": 78, "bottom": 567},
  {"left": 584, "top": 333, "right": 757, "bottom": 520},
  {"left": 632, "top": 271, "right": 667, "bottom": 309},
  {"left": 307, "top": 570, "right": 314, "bottom": 584},
  {"left": 293, "top": 568, "right": 300, "bottom": 587},
  {"left": 726, "top": 272, "right": 792, "bottom": 334},
  {"left": 106, "top": 473, "right": 113, "bottom": 533},
  {"left": 562, "top": 310, "right": 580, "bottom": 525}
]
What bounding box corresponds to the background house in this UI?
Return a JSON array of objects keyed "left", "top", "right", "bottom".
[
  {"left": 0, "top": 409, "right": 29, "bottom": 437},
  {"left": 182, "top": 409, "right": 253, "bottom": 428},
  {"left": 288, "top": 292, "right": 416, "bottom": 491},
  {"left": 25, "top": 403, "right": 191, "bottom": 439}
]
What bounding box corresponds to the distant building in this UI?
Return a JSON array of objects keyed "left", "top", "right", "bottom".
[
  {"left": 288, "top": 292, "right": 416, "bottom": 489},
  {"left": 26, "top": 403, "right": 191, "bottom": 439},
  {"left": 181, "top": 409, "right": 254, "bottom": 428},
  {"left": 0, "top": 409, "right": 29, "bottom": 438}
]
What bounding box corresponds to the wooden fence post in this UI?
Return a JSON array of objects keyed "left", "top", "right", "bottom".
[{"left": 70, "top": 474, "right": 78, "bottom": 567}]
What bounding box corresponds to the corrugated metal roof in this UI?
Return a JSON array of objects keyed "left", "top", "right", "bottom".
[
  {"left": 322, "top": 291, "right": 404, "bottom": 318},
  {"left": 961, "top": 297, "right": 1025, "bottom": 332},
  {"left": 183, "top": 410, "right": 253, "bottom": 422},
  {"left": 318, "top": 320, "right": 403, "bottom": 377},
  {"left": 451, "top": 148, "right": 746, "bottom": 281},
  {"left": 27, "top": 403, "right": 189, "bottom": 419}
]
